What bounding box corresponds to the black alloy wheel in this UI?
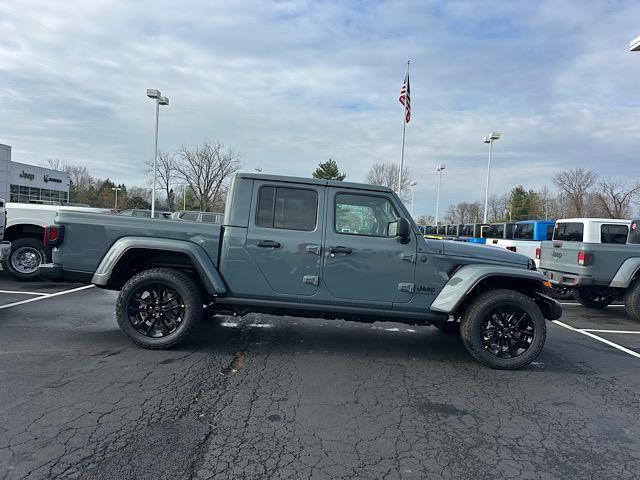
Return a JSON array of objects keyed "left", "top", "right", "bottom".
[
  {"left": 480, "top": 305, "right": 535, "bottom": 359},
  {"left": 127, "top": 283, "right": 186, "bottom": 338}
]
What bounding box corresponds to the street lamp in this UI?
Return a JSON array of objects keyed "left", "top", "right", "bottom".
[
  {"left": 409, "top": 181, "right": 418, "bottom": 216},
  {"left": 482, "top": 132, "right": 501, "bottom": 224},
  {"left": 111, "top": 186, "right": 123, "bottom": 210},
  {"left": 435, "top": 164, "right": 446, "bottom": 225},
  {"left": 146, "top": 89, "right": 169, "bottom": 218},
  {"left": 630, "top": 35, "right": 640, "bottom": 51}
]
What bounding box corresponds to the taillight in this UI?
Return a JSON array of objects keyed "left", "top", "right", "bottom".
[
  {"left": 44, "top": 225, "right": 64, "bottom": 247},
  {"left": 535, "top": 247, "right": 541, "bottom": 260},
  {"left": 578, "top": 251, "right": 592, "bottom": 266}
]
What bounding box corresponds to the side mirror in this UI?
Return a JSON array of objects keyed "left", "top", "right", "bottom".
[{"left": 389, "top": 217, "right": 411, "bottom": 242}]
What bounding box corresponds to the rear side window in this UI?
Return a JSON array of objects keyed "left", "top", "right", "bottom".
[
  {"left": 256, "top": 186, "right": 318, "bottom": 231},
  {"left": 488, "top": 224, "right": 505, "bottom": 238},
  {"left": 546, "top": 224, "right": 554, "bottom": 240},
  {"left": 513, "top": 223, "right": 534, "bottom": 240},
  {"left": 554, "top": 223, "right": 584, "bottom": 241},
  {"left": 200, "top": 213, "right": 216, "bottom": 223},
  {"left": 601, "top": 224, "right": 628, "bottom": 244}
]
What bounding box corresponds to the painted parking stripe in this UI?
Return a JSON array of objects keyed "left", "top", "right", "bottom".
[
  {"left": 0, "top": 285, "right": 94, "bottom": 310},
  {"left": 0, "top": 290, "right": 48, "bottom": 296},
  {"left": 582, "top": 329, "right": 640, "bottom": 334},
  {"left": 552, "top": 320, "right": 640, "bottom": 359}
]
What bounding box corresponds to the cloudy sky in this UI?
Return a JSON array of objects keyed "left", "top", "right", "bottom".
[{"left": 1, "top": 0, "right": 640, "bottom": 216}]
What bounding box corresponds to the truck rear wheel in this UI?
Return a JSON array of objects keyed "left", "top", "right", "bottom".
[
  {"left": 460, "top": 289, "right": 546, "bottom": 370},
  {"left": 116, "top": 268, "right": 203, "bottom": 349},
  {"left": 623, "top": 281, "right": 640, "bottom": 322},
  {"left": 573, "top": 287, "right": 614, "bottom": 309},
  {"left": 2, "top": 238, "right": 50, "bottom": 281}
]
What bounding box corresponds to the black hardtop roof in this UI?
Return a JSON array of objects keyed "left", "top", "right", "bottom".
[{"left": 237, "top": 172, "right": 394, "bottom": 193}]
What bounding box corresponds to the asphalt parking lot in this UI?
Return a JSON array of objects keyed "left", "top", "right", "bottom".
[{"left": 1, "top": 274, "right": 639, "bottom": 480}]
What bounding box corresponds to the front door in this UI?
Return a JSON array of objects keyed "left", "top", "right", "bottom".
[
  {"left": 322, "top": 188, "right": 416, "bottom": 305},
  {"left": 246, "top": 181, "right": 324, "bottom": 297}
]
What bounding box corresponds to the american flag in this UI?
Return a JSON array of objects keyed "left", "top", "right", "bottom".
[{"left": 399, "top": 72, "right": 411, "bottom": 123}]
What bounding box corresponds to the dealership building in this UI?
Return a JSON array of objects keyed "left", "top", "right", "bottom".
[{"left": 0, "top": 144, "right": 71, "bottom": 204}]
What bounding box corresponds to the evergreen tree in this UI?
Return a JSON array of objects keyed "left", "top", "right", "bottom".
[{"left": 312, "top": 159, "right": 346, "bottom": 181}]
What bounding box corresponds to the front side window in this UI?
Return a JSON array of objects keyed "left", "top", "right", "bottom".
[
  {"left": 335, "top": 193, "right": 398, "bottom": 237},
  {"left": 554, "top": 222, "right": 584, "bottom": 241},
  {"left": 181, "top": 212, "right": 199, "bottom": 221},
  {"left": 513, "top": 223, "right": 534, "bottom": 240},
  {"left": 256, "top": 186, "right": 318, "bottom": 231},
  {"left": 601, "top": 224, "right": 628, "bottom": 244}
]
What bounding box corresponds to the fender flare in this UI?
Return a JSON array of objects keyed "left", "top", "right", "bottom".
[
  {"left": 91, "top": 237, "right": 227, "bottom": 296},
  {"left": 430, "top": 264, "right": 546, "bottom": 314},
  {"left": 609, "top": 258, "right": 640, "bottom": 289}
]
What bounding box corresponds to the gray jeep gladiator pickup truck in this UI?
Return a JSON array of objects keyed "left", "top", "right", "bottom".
[
  {"left": 39, "top": 173, "right": 561, "bottom": 369},
  {"left": 540, "top": 220, "right": 640, "bottom": 320}
]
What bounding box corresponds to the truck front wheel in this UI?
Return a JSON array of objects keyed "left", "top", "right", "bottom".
[
  {"left": 116, "top": 268, "right": 203, "bottom": 349},
  {"left": 2, "top": 238, "right": 50, "bottom": 281},
  {"left": 460, "top": 289, "right": 546, "bottom": 370},
  {"left": 573, "top": 287, "right": 614, "bottom": 309}
]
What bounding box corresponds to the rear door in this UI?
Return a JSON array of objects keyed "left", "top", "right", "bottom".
[
  {"left": 245, "top": 181, "right": 324, "bottom": 297},
  {"left": 322, "top": 188, "right": 416, "bottom": 305}
]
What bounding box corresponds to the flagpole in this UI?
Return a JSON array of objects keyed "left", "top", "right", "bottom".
[{"left": 398, "top": 60, "right": 409, "bottom": 196}]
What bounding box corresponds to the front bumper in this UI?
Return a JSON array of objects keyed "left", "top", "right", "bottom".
[
  {"left": 0, "top": 241, "right": 10, "bottom": 262},
  {"left": 542, "top": 269, "right": 592, "bottom": 288},
  {"left": 535, "top": 292, "right": 562, "bottom": 320}
]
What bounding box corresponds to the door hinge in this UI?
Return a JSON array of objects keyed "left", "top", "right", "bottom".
[
  {"left": 401, "top": 253, "right": 416, "bottom": 263},
  {"left": 305, "top": 244, "right": 321, "bottom": 255},
  {"left": 303, "top": 275, "right": 319, "bottom": 286},
  {"left": 398, "top": 282, "right": 414, "bottom": 293}
]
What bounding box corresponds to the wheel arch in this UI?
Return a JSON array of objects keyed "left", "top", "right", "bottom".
[
  {"left": 4, "top": 223, "right": 45, "bottom": 242},
  {"left": 92, "top": 237, "right": 227, "bottom": 296},
  {"left": 430, "top": 264, "right": 546, "bottom": 317}
]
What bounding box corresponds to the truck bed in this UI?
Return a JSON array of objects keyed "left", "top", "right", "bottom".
[
  {"left": 539, "top": 240, "right": 640, "bottom": 287},
  {"left": 52, "top": 211, "right": 222, "bottom": 275}
]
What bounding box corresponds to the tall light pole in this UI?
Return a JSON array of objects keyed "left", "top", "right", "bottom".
[
  {"left": 630, "top": 35, "right": 640, "bottom": 51},
  {"left": 482, "top": 132, "right": 501, "bottom": 224},
  {"left": 111, "top": 186, "right": 122, "bottom": 210},
  {"left": 146, "top": 89, "right": 169, "bottom": 217},
  {"left": 435, "top": 164, "right": 446, "bottom": 225},
  {"left": 409, "top": 181, "right": 417, "bottom": 216}
]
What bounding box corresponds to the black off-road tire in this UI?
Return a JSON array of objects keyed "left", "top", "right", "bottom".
[
  {"left": 434, "top": 320, "right": 461, "bottom": 335},
  {"left": 573, "top": 287, "right": 614, "bottom": 310},
  {"left": 2, "top": 237, "right": 51, "bottom": 281},
  {"left": 623, "top": 281, "right": 640, "bottom": 322},
  {"left": 116, "top": 268, "right": 203, "bottom": 349},
  {"left": 460, "top": 289, "right": 547, "bottom": 370}
]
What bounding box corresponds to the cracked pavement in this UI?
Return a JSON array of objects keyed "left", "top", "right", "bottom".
[{"left": 1, "top": 283, "right": 639, "bottom": 479}]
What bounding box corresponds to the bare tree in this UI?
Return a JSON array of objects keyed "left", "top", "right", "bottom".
[
  {"left": 594, "top": 177, "right": 640, "bottom": 219},
  {"left": 366, "top": 162, "right": 415, "bottom": 200},
  {"left": 414, "top": 214, "right": 434, "bottom": 226},
  {"left": 146, "top": 151, "right": 178, "bottom": 211},
  {"left": 175, "top": 142, "right": 241, "bottom": 211},
  {"left": 487, "top": 193, "right": 510, "bottom": 223},
  {"left": 553, "top": 167, "right": 598, "bottom": 217}
]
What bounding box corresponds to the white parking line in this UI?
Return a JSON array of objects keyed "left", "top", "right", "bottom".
[
  {"left": 582, "top": 329, "right": 640, "bottom": 334},
  {"left": 0, "top": 289, "right": 48, "bottom": 296},
  {"left": 552, "top": 320, "right": 640, "bottom": 359},
  {"left": 0, "top": 285, "right": 94, "bottom": 310}
]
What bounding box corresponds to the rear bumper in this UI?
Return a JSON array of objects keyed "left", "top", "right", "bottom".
[
  {"left": 535, "top": 292, "right": 562, "bottom": 320},
  {"left": 541, "top": 269, "right": 592, "bottom": 288},
  {"left": 38, "top": 263, "right": 93, "bottom": 283},
  {"left": 0, "top": 241, "right": 10, "bottom": 262}
]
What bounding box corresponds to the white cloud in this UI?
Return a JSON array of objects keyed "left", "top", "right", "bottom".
[{"left": 0, "top": 0, "right": 639, "bottom": 216}]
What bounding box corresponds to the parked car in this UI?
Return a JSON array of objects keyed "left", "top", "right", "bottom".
[
  {"left": 539, "top": 218, "right": 638, "bottom": 315},
  {"left": 39, "top": 173, "right": 560, "bottom": 369},
  {"left": 0, "top": 199, "right": 10, "bottom": 262},
  {"left": 119, "top": 209, "right": 172, "bottom": 219},
  {"left": 171, "top": 210, "right": 223, "bottom": 224},
  {"left": 486, "top": 222, "right": 516, "bottom": 244},
  {"left": 492, "top": 220, "right": 556, "bottom": 267},
  {"left": 459, "top": 223, "right": 489, "bottom": 244},
  {"left": 3, "top": 203, "right": 115, "bottom": 281}
]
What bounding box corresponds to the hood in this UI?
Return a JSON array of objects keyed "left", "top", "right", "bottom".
[{"left": 441, "top": 240, "right": 530, "bottom": 267}]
